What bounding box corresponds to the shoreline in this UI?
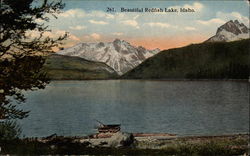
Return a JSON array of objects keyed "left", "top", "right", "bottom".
[
  {"left": 1, "top": 133, "right": 249, "bottom": 155},
  {"left": 47, "top": 79, "right": 249, "bottom": 82},
  {"left": 20, "top": 132, "right": 250, "bottom": 140},
  {"left": 36, "top": 132, "right": 249, "bottom": 141}
]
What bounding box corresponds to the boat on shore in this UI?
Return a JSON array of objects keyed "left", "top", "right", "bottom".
[{"left": 95, "top": 120, "right": 121, "bottom": 133}]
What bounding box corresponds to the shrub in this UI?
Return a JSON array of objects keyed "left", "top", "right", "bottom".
[{"left": 0, "top": 120, "right": 21, "bottom": 140}]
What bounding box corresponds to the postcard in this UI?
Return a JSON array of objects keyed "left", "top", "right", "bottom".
[{"left": 0, "top": 0, "right": 249, "bottom": 155}]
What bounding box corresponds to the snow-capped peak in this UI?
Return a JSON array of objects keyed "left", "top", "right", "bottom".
[
  {"left": 58, "top": 39, "right": 160, "bottom": 75},
  {"left": 206, "top": 20, "right": 249, "bottom": 42}
]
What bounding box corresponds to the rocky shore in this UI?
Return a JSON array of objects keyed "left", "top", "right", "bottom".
[{"left": 0, "top": 133, "right": 249, "bottom": 155}]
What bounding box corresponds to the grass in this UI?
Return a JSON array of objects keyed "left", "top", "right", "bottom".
[{"left": 0, "top": 135, "right": 248, "bottom": 155}]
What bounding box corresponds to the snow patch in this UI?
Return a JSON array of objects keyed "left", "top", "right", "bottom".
[{"left": 58, "top": 39, "right": 160, "bottom": 75}]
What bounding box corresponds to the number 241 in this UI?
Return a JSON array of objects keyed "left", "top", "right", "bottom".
[{"left": 107, "top": 7, "right": 115, "bottom": 12}]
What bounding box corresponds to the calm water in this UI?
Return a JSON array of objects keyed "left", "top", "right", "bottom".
[{"left": 18, "top": 80, "right": 249, "bottom": 137}]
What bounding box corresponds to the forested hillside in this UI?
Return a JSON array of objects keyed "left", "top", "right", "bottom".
[{"left": 122, "top": 39, "right": 250, "bottom": 79}]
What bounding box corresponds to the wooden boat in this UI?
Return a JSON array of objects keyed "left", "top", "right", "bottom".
[
  {"left": 98, "top": 124, "right": 120, "bottom": 133},
  {"left": 96, "top": 120, "right": 121, "bottom": 133}
]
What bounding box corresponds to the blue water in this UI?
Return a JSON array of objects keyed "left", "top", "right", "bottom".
[{"left": 18, "top": 80, "right": 249, "bottom": 137}]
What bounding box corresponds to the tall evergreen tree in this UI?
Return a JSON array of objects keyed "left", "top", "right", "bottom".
[{"left": 0, "top": 0, "right": 67, "bottom": 119}]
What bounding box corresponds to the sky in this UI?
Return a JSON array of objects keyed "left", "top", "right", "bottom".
[{"left": 33, "top": 0, "right": 250, "bottom": 50}]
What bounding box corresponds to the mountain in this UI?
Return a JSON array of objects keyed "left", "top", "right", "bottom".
[
  {"left": 206, "top": 20, "right": 249, "bottom": 42},
  {"left": 58, "top": 39, "right": 160, "bottom": 75},
  {"left": 122, "top": 39, "right": 250, "bottom": 79},
  {"left": 42, "top": 54, "right": 118, "bottom": 80}
]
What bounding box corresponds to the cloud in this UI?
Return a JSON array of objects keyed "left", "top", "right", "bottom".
[
  {"left": 120, "top": 20, "right": 139, "bottom": 29},
  {"left": 89, "top": 10, "right": 114, "bottom": 19},
  {"left": 183, "top": 2, "right": 204, "bottom": 12},
  {"left": 90, "top": 33, "right": 101, "bottom": 39},
  {"left": 167, "top": 2, "right": 204, "bottom": 12},
  {"left": 59, "top": 9, "right": 115, "bottom": 19},
  {"left": 112, "top": 32, "right": 124, "bottom": 36},
  {"left": 59, "top": 9, "right": 86, "bottom": 18},
  {"left": 184, "top": 26, "right": 196, "bottom": 31},
  {"left": 27, "top": 30, "right": 80, "bottom": 41},
  {"left": 245, "top": 0, "right": 249, "bottom": 5},
  {"left": 89, "top": 20, "right": 109, "bottom": 25},
  {"left": 216, "top": 11, "right": 249, "bottom": 26},
  {"left": 69, "top": 25, "right": 86, "bottom": 30},
  {"left": 46, "top": 30, "right": 80, "bottom": 41},
  {"left": 68, "top": 34, "right": 81, "bottom": 41},
  {"left": 197, "top": 18, "right": 225, "bottom": 25},
  {"left": 146, "top": 22, "right": 170, "bottom": 28},
  {"left": 43, "top": 30, "right": 66, "bottom": 38},
  {"left": 115, "top": 12, "right": 127, "bottom": 20},
  {"left": 35, "top": 18, "right": 44, "bottom": 23},
  {"left": 82, "top": 33, "right": 101, "bottom": 40},
  {"left": 28, "top": 30, "right": 65, "bottom": 38},
  {"left": 198, "top": 11, "right": 249, "bottom": 27},
  {"left": 133, "top": 15, "right": 140, "bottom": 20}
]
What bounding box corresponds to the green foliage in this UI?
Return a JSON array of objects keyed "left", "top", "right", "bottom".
[
  {"left": 43, "top": 54, "right": 118, "bottom": 80},
  {"left": 122, "top": 39, "right": 250, "bottom": 79},
  {"left": 0, "top": 137, "right": 248, "bottom": 155},
  {"left": 0, "top": 56, "right": 49, "bottom": 119},
  {"left": 0, "top": 120, "right": 21, "bottom": 140},
  {"left": 0, "top": 0, "right": 66, "bottom": 119}
]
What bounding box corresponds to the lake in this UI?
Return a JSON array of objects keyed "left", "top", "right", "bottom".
[{"left": 18, "top": 80, "right": 249, "bottom": 137}]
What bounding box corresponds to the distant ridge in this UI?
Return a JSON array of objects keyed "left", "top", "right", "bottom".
[
  {"left": 43, "top": 54, "right": 118, "bottom": 80},
  {"left": 122, "top": 39, "right": 250, "bottom": 79}
]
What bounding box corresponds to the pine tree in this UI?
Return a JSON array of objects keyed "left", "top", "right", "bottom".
[{"left": 0, "top": 0, "right": 67, "bottom": 119}]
